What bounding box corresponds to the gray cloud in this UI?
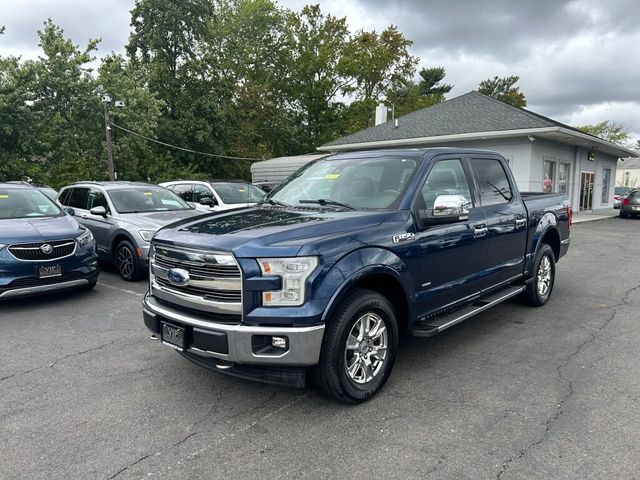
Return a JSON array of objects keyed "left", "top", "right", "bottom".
[{"left": 2, "top": 0, "right": 639, "bottom": 139}]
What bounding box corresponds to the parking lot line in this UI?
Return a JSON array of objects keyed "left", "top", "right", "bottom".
[{"left": 98, "top": 282, "right": 145, "bottom": 297}]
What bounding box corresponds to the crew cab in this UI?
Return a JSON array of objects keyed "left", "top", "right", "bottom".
[{"left": 142, "top": 148, "right": 571, "bottom": 403}]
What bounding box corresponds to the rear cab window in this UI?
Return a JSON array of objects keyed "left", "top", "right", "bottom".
[{"left": 471, "top": 158, "right": 513, "bottom": 205}]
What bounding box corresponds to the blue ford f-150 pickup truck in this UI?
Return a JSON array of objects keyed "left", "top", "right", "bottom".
[{"left": 142, "top": 148, "right": 571, "bottom": 403}]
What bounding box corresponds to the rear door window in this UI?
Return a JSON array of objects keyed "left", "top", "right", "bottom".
[
  {"left": 471, "top": 158, "right": 513, "bottom": 205},
  {"left": 171, "top": 184, "right": 194, "bottom": 202},
  {"left": 67, "top": 187, "right": 90, "bottom": 209}
]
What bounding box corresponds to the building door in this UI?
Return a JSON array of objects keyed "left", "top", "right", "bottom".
[{"left": 580, "top": 172, "right": 595, "bottom": 211}]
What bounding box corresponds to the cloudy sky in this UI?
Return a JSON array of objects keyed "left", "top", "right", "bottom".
[{"left": 1, "top": 0, "right": 638, "bottom": 142}]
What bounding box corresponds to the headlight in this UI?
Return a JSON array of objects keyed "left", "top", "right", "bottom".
[
  {"left": 76, "top": 229, "right": 94, "bottom": 247},
  {"left": 139, "top": 230, "right": 156, "bottom": 242},
  {"left": 258, "top": 257, "right": 319, "bottom": 306}
]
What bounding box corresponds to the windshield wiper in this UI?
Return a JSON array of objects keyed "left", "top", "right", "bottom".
[
  {"left": 299, "top": 199, "right": 355, "bottom": 210},
  {"left": 259, "top": 198, "right": 290, "bottom": 208}
]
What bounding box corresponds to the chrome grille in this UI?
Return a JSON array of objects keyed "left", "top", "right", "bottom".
[
  {"left": 150, "top": 243, "right": 242, "bottom": 316},
  {"left": 9, "top": 240, "right": 76, "bottom": 261}
]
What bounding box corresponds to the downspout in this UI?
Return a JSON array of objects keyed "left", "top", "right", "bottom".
[{"left": 573, "top": 146, "right": 580, "bottom": 212}]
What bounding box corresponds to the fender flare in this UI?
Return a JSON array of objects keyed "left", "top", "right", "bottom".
[
  {"left": 527, "top": 212, "right": 559, "bottom": 272},
  {"left": 318, "top": 247, "right": 414, "bottom": 324}
]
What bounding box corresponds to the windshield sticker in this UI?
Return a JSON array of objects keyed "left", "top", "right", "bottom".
[
  {"left": 325, "top": 173, "right": 340, "bottom": 179},
  {"left": 0, "top": 194, "right": 9, "bottom": 199},
  {"left": 238, "top": 188, "right": 246, "bottom": 192},
  {"left": 143, "top": 191, "right": 153, "bottom": 196}
]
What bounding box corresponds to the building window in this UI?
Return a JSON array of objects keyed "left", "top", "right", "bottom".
[
  {"left": 558, "top": 163, "right": 570, "bottom": 195},
  {"left": 602, "top": 168, "right": 611, "bottom": 203},
  {"left": 543, "top": 160, "right": 556, "bottom": 192}
]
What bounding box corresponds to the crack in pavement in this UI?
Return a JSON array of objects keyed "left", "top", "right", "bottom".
[
  {"left": 0, "top": 335, "right": 133, "bottom": 384},
  {"left": 107, "top": 432, "right": 199, "bottom": 480},
  {"left": 496, "top": 282, "right": 640, "bottom": 479}
]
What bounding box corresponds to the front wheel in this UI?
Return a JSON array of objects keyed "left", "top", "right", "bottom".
[
  {"left": 520, "top": 243, "right": 555, "bottom": 306},
  {"left": 115, "top": 240, "right": 142, "bottom": 281},
  {"left": 311, "top": 289, "right": 398, "bottom": 404}
]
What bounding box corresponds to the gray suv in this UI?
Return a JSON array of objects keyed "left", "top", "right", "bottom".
[{"left": 57, "top": 182, "right": 202, "bottom": 280}]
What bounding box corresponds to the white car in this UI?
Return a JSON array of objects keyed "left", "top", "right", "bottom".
[{"left": 159, "top": 180, "right": 266, "bottom": 212}]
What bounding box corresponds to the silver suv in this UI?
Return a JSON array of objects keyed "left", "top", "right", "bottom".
[{"left": 57, "top": 182, "right": 202, "bottom": 280}]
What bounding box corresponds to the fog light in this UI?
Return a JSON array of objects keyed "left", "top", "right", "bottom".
[{"left": 272, "top": 336, "right": 288, "bottom": 349}]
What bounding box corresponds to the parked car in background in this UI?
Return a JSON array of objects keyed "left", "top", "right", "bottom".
[
  {"left": 57, "top": 182, "right": 202, "bottom": 280},
  {"left": 7, "top": 182, "right": 58, "bottom": 201},
  {"left": 620, "top": 189, "right": 640, "bottom": 218},
  {"left": 159, "top": 180, "right": 266, "bottom": 212},
  {"left": 0, "top": 183, "right": 99, "bottom": 299},
  {"left": 613, "top": 186, "right": 633, "bottom": 209}
]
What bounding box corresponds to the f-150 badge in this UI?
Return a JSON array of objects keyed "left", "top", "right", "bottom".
[{"left": 392, "top": 232, "right": 415, "bottom": 243}]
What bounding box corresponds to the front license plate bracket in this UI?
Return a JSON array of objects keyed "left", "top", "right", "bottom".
[{"left": 161, "top": 322, "right": 186, "bottom": 351}]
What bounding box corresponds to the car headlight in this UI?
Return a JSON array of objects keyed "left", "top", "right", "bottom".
[
  {"left": 76, "top": 229, "right": 94, "bottom": 247},
  {"left": 139, "top": 230, "right": 156, "bottom": 242},
  {"left": 257, "top": 257, "right": 319, "bottom": 306}
]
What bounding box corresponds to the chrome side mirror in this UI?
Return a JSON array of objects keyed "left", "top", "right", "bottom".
[{"left": 432, "top": 194, "right": 470, "bottom": 217}]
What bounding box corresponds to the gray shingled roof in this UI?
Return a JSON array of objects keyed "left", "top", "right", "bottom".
[{"left": 322, "top": 91, "right": 567, "bottom": 147}]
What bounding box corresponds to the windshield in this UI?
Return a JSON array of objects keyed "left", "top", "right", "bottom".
[
  {"left": 0, "top": 187, "right": 63, "bottom": 219},
  {"left": 268, "top": 154, "right": 421, "bottom": 209},
  {"left": 212, "top": 183, "right": 265, "bottom": 204},
  {"left": 108, "top": 186, "right": 191, "bottom": 213}
]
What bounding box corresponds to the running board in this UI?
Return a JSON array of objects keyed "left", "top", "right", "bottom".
[{"left": 412, "top": 285, "right": 526, "bottom": 337}]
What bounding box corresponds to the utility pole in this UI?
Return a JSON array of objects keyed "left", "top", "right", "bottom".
[
  {"left": 101, "top": 94, "right": 125, "bottom": 181},
  {"left": 102, "top": 94, "right": 115, "bottom": 181}
]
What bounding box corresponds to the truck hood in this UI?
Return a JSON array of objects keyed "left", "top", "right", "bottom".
[
  {"left": 0, "top": 215, "right": 82, "bottom": 244},
  {"left": 153, "top": 207, "right": 388, "bottom": 257},
  {"left": 118, "top": 209, "right": 203, "bottom": 230}
]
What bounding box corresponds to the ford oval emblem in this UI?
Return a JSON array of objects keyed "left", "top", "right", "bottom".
[{"left": 167, "top": 268, "right": 190, "bottom": 286}]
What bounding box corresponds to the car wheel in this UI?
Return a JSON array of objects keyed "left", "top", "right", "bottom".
[
  {"left": 115, "top": 240, "right": 142, "bottom": 281},
  {"left": 620, "top": 211, "right": 629, "bottom": 218},
  {"left": 311, "top": 288, "right": 398, "bottom": 404},
  {"left": 520, "top": 243, "right": 555, "bottom": 307},
  {"left": 83, "top": 278, "right": 98, "bottom": 290}
]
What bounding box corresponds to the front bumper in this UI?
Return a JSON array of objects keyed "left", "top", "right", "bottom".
[{"left": 143, "top": 293, "right": 325, "bottom": 367}]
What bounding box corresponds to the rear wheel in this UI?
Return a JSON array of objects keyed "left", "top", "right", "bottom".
[
  {"left": 311, "top": 289, "right": 398, "bottom": 404},
  {"left": 115, "top": 240, "right": 142, "bottom": 281},
  {"left": 620, "top": 210, "right": 629, "bottom": 218},
  {"left": 520, "top": 243, "right": 555, "bottom": 307}
]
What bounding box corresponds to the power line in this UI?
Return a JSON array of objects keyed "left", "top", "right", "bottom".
[{"left": 110, "top": 122, "right": 265, "bottom": 161}]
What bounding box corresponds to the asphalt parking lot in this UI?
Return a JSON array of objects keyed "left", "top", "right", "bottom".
[{"left": 1, "top": 218, "right": 639, "bottom": 480}]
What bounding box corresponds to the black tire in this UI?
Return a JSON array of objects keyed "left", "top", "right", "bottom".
[
  {"left": 83, "top": 279, "right": 98, "bottom": 290},
  {"left": 311, "top": 288, "right": 399, "bottom": 404},
  {"left": 520, "top": 243, "right": 555, "bottom": 307},
  {"left": 114, "top": 240, "right": 142, "bottom": 281},
  {"left": 620, "top": 210, "right": 629, "bottom": 218}
]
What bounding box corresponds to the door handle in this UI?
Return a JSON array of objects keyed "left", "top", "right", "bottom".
[
  {"left": 515, "top": 218, "right": 527, "bottom": 228},
  {"left": 473, "top": 225, "right": 488, "bottom": 238}
]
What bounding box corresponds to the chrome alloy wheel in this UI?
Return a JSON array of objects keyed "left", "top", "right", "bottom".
[
  {"left": 117, "top": 245, "right": 134, "bottom": 278},
  {"left": 537, "top": 255, "right": 552, "bottom": 296},
  {"left": 344, "top": 312, "right": 388, "bottom": 384}
]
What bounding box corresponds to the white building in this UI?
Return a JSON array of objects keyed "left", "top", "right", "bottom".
[{"left": 318, "top": 92, "right": 638, "bottom": 211}]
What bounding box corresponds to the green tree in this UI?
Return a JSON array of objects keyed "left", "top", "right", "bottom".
[
  {"left": 385, "top": 66, "right": 452, "bottom": 118},
  {"left": 478, "top": 75, "right": 527, "bottom": 107},
  {"left": 13, "top": 21, "right": 103, "bottom": 186},
  {"left": 575, "top": 120, "right": 630, "bottom": 146}
]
